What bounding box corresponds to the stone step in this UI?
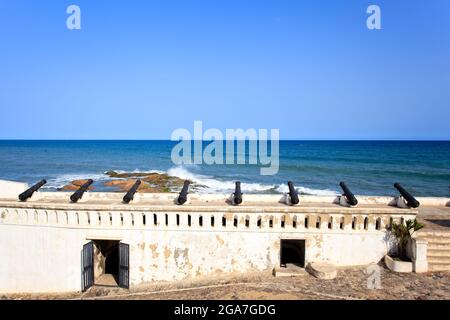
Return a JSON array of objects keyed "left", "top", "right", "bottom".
[
  {"left": 425, "top": 235, "right": 450, "bottom": 241},
  {"left": 422, "top": 237, "right": 450, "bottom": 245},
  {"left": 427, "top": 257, "right": 450, "bottom": 265},
  {"left": 428, "top": 264, "right": 450, "bottom": 272},
  {"left": 418, "top": 231, "right": 450, "bottom": 238},
  {"left": 420, "top": 232, "right": 450, "bottom": 237},
  {"left": 306, "top": 262, "right": 337, "bottom": 280},
  {"left": 428, "top": 249, "right": 450, "bottom": 258},
  {"left": 428, "top": 243, "right": 450, "bottom": 250},
  {"left": 273, "top": 264, "right": 308, "bottom": 278},
  {"left": 420, "top": 237, "right": 450, "bottom": 242}
]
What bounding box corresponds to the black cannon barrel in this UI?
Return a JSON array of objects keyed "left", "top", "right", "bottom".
[
  {"left": 70, "top": 179, "right": 94, "bottom": 203},
  {"left": 339, "top": 182, "right": 358, "bottom": 206},
  {"left": 123, "top": 179, "right": 141, "bottom": 204},
  {"left": 18, "top": 179, "right": 47, "bottom": 201},
  {"left": 287, "top": 181, "right": 299, "bottom": 205},
  {"left": 394, "top": 183, "right": 420, "bottom": 208},
  {"left": 233, "top": 181, "right": 243, "bottom": 205},
  {"left": 177, "top": 180, "right": 191, "bottom": 205}
]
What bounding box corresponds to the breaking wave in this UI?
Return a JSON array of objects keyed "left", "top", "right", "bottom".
[
  {"left": 43, "top": 173, "right": 108, "bottom": 190},
  {"left": 167, "top": 166, "right": 337, "bottom": 195},
  {"left": 167, "top": 167, "right": 276, "bottom": 193},
  {"left": 275, "top": 183, "right": 337, "bottom": 196},
  {"left": 43, "top": 166, "right": 337, "bottom": 195},
  {"left": 106, "top": 169, "right": 166, "bottom": 175}
]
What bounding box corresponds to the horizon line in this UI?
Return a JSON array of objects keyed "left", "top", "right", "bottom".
[{"left": 0, "top": 139, "right": 449, "bottom": 142}]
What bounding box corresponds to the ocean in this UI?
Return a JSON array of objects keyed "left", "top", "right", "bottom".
[{"left": 0, "top": 140, "right": 449, "bottom": 197}]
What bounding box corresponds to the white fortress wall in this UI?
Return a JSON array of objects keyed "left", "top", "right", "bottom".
[
  {"left": 0, "top": 224, "right": 86, "bottom": 293},
  {"left": 0, "top": 223, "right": 395, "bottom": 293},
  {"left": 0, "top": 193, "right": 420, "bottom": 293},
  {"left": 0, "top": 180, "right": 28, "bottom": 199}
]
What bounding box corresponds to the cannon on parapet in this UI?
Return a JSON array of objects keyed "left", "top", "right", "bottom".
[
  {"left": 177, "top": 180, "right": 191, "bottom": 205},
  {"left": 287, "top": 181, "right": 299, "bottom": 205},
  {"left": 394, "top": 183, "right": 420, "bottom": 208},
  {"left": 123, "top": 179, "right": 141, "bottom": 204},
  {"left": 70, "top": 179, "right": 94, "bottom": 203},
  {"left": 233, "top": 181, "right": 243, "bottom": 205},
  {"left": 18, "top": 179, "right": 47, "bottom": 201},
  {"left": 339, "top": 182, "right": 358, "bottom": 206}
]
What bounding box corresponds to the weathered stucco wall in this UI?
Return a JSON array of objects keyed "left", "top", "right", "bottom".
[
  {"left": 0, "top": 220, "right": 400, "bottom": 293},
  {"left": 0, "top": 194, "right": 419, "bottom": 294},
  {"left": 0, "top": 180, "right": 28, "bottom": 199},
  {"left": 125, "top": 229, "right": 394, "bottom": 285},
  {"left": 126, "top": 231, "right": 279, "bottom": 284},
  {"left": 0, "top": 224, "right": 85, "bottom": 293}
]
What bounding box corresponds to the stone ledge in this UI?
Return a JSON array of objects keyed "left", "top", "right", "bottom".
[
  {"left": 385, "top": 255, "right": 413, "bottom": 273},
  {"left": 273, "top": 264, "right": 308, "bottom": 277},
  {"left": 306, "top": 262, "right": 337, "bottom": 279},
  {"left": 0, "top": 200, "right": 419, "bottom": 215}
]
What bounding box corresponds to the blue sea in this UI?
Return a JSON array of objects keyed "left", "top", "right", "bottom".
[{"left": 0, "top": 140, "right": 449, "bottom": 197}]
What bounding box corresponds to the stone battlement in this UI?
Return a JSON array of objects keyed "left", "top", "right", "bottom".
[{"left": 0, "top": 192, "right": 422, "bottom": 233}]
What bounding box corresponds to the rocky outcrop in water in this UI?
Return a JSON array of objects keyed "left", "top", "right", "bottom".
[
  {"left": 104, "top": 171, "right": 186, "bottom": 193},
  {"left": 103, "top": 179, "right": 168, "bottom": 193},
  {"left": 60, "top": 171, "right": 193, "bottom": 193},
  {"left": 59, "top": 179, "right": 95, "bottom": 191}
]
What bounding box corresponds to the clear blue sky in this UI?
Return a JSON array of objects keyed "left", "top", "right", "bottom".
[{"left": 0, "top": 0, "right": 449, "bottom": 140}]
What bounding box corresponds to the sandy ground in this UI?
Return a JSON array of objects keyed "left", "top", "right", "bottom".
[{"left": 2, "top": 265, "right": 449, "bottom": 300}]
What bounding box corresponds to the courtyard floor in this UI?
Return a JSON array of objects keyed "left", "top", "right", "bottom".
[{"left": 3, "top": 266, "right": 449, "bottom": 300}]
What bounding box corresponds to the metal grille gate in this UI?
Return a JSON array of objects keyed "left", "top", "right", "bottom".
[
  {"left": 82, "top": 241, "right": 129, "bottom": 291},
  {"left": 118, "top": 243, "right": 130, "bottom": 289},
  {"left": 81, "top": 242, "right": 94, "bottom": 292}
]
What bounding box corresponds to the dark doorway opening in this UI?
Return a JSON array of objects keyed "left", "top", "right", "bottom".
[
  {"left": 82, "top": 240, "right": 130, "bottom": 292},
  {"left": 105, "top": 245, "right": 119, "bottom": 274},
  {"left": 280, "top": 239, "right": 305, "bottom": 268},
  {"left": 93, "top": 240, "right": 119, "bottom": 287}
]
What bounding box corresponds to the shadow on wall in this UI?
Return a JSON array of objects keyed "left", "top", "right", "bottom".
[
  {"left": 93, "top": 240, "right": 119, "bottom": 282},
  {"left": 383, "top": 229, "right": 398, "bottom": 257},
  {"left": 425, "top": 219, "right": 450, "bottom": 228}
]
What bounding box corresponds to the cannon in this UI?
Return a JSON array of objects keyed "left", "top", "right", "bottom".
[
  {"left": 287, "top": 181, "right": 299, "bottom": 205},
  {"left": 70, "top": 179, "right": 94, "bottom": 203},
  {"left": 18, "top": 179, "right": 47, "bottom": 201},
  {"left": 177, "top": 180, "right": 191, "bottom": 205},
  {"left": 394, "top": 183, "right": 420, "bottom": 208},
  {"left": 123, "top": 179, "right": 141, "bottom": 204},
  {"left": 233, "top": 181, "right": 243, "bottom": 205},
  {"left": 339, "top": 182, "right": 358, "bottom": 206}
]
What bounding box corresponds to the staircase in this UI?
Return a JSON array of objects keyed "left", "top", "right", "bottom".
[{"left": 418, "top": 231, "right": 450, "bottom": 272}]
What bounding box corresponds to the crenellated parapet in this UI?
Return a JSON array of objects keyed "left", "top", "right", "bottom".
[{"left": 0, "top": 193, "right": 418, "bottom": 233}]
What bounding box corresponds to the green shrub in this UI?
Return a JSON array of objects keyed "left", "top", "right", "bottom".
[{"left": 390, "top": 219, "right": 424, "bottom": 261}]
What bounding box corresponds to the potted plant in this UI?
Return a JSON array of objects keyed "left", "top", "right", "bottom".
[{"left": 385, "top": 219, "right": 424, "bottom": 272}]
